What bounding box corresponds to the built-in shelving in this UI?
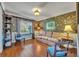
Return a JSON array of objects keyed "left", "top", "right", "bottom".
[{"left": 3, "top": 14, "right": 12, "bottom": 49}]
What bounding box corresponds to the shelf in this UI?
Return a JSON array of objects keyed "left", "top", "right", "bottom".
[
  {"left": 5, "top": 39, "right": 11, "bottom": 42},
  {"left": 4, "top": 28, "right": 11, "bottom": 30},
  {"left": 4, "top": 23, "right": 12, "bottom": 24},
  {"left": 3, "top": 15, "right": 12, "bottom": 49}
]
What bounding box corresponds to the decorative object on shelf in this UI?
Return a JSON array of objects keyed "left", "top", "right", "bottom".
[
  {"left": 32, "top": 8, "right": 41, "bottom": 16},
  {"left": 64, "top": 25, "right": 73, "bottom": 39}
]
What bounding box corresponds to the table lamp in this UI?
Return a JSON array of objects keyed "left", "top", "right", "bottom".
[{"left": 64, "top": 25, "right": 73, "bottom": 39}]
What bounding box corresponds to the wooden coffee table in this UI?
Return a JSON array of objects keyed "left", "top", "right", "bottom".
[
  {"left": 61, "top": 38, "right": 73, "bottom": 43},
  {"left": 62, "top": 44, "right": 77, "bottom": 57},
  {"left": 67, "top": 48, "right": 77, "bottom": 57}
]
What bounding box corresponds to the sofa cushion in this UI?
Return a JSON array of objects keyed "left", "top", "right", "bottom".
[
  {"left": 46, "top": 32, "right": 52, "bottom": 37},
  {"left": 36, "top": 36, "right": 42, "bottom": 38},
  {"left": 16, "top": 34, "right": 21, "bottom": 37},
  {"left": 48, "top": 37, "right": 58, "bottom": 42},
  {"left": 41, "top": 31, "right": 46, "bottom": 36},
  {"left": 42, "top": 36, "right": 48, "bottom": 39},
  {"left": 36, "top": 30, "right": 46, "bottom": 36}
]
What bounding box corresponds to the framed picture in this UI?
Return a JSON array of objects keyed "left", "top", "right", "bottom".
[{"left": 46, "top": 21, "right": 55, "bottom": 31}]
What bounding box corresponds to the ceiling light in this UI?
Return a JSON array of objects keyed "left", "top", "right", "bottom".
[
  {"left": 32, "top": 8, "right": 41, "bottom": 16},
  {"left": 34, "top": 10, "right": 40, "bottom": 16}
]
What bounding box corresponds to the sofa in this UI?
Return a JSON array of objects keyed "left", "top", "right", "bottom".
[{"left": 34, "top": 30, "right": 77, "bottom": 46}]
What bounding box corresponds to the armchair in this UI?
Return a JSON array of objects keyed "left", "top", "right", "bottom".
[{"left": 47, "top": 41, "right": 70, "bottom": 57}]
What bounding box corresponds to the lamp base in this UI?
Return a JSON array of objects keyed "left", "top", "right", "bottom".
[{"left": 66, "top": 33, "right": 70, "bottom": 39}]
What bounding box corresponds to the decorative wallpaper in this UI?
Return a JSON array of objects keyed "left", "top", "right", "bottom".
[{"left": 40, "top": 11, "right": 77, "bottom": 33}]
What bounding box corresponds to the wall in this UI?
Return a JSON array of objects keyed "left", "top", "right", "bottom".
[
  {"left": 40, "top": 11, "right": 77, "bottom": 33},
  {"left": 0, "top": 5, "right": 3, "bottom": 53},
  {"left": 11, "top": 17, "right": 17, "bottom": 32}
]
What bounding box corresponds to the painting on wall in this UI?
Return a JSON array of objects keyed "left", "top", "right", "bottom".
[{"left": 46, "top": 21, "right": 55, "bottom": 31}]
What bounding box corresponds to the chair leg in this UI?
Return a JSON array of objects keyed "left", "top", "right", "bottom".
[
  {"left": 47, "top": 51, "right": 48, "bottom": 57},
  {"left": 24, "top": 38, "right": 25, "bottom": 44},
  {"left": 65, "top": 53, "right": 67, "bottom": 56}
]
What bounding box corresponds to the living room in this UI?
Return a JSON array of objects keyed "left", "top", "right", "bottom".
[{"left": 0, "top": 2, "right": 77, "bottom": 57}]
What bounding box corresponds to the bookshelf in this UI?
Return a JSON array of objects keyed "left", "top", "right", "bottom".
[{"left": 3, "top": 14, "right": 12, "bottom": 48}]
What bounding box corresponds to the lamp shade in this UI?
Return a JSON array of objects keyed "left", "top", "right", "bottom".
[{"left": 64, "top": 25, "right": 73, "bottom": 32}]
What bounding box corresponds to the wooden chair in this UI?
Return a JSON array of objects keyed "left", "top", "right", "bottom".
[{"left": 47, "top": 41, "right": 70, "bottom": 57}]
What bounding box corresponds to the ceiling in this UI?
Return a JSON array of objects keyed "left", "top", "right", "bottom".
[{"left": 2, "top": 2, "right": 76, "bottom": 21}]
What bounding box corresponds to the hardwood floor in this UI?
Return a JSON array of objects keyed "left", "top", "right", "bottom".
[
  {"left": 0, "top": 39, "right": 77, "bottom": 57},
  {"left": 0, "top": 39, "right": 48, "bottom": 57}
]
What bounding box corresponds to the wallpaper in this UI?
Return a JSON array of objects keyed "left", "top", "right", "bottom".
[{"left": 40, "top": 11, "right": 77, "bottom": 33}]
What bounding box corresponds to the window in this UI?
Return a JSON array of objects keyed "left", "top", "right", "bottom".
[{"left": 20, "top": 20, "right": 32, "bottom": 34}]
